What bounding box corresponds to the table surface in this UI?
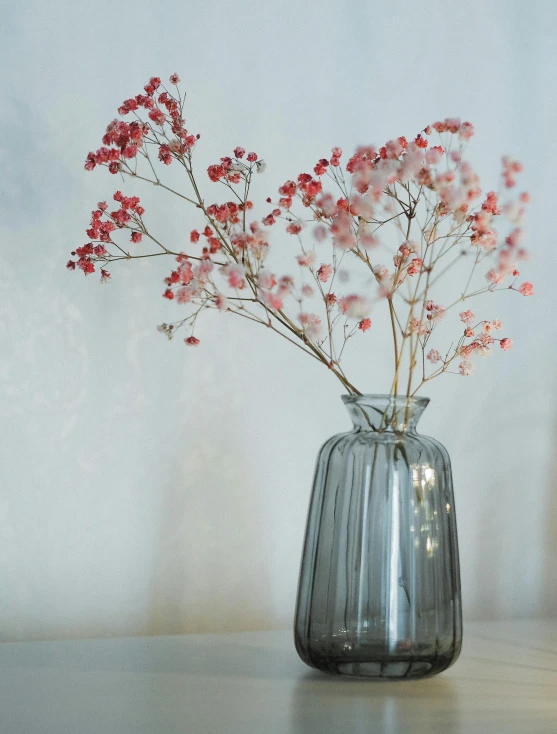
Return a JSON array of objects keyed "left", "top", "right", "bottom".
[{"left": 1, "top": 619, "right": 557, "bottom": 733}]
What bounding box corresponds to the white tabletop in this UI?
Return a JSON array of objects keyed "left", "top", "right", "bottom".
[{"left": 1, "top": 619, "right": 556, "bottom": 733}]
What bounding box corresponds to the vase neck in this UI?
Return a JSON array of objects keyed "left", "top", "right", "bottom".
[{"left": 342, "top": 394, "right": 429, "bottom": 433}]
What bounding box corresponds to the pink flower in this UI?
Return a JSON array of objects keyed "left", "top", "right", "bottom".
[
  {"left": 215, "top": 294, "right": 228, "bottom": 311},
  {"left": 286, "top": 221, "right": 304, "bottom": 235},
  {"left": 475, "top": 344, "right": 491, "bottom": 358},
  {"left": 482, "top": 191, "right": 500, "bottom": 215},
  {"left": 358, "top": 318, "right": 372, "bottom": 332},
  {"left": 518, "top": 281, "right": 534, "bottom": 296},
  {"left": 486, "top": 269, "right": 504, "bottom": 285},
  {"left": 330, "top": 146, "right": 342, "bottom": 167},
  {"left": 185, "top": 336, "right": 200, "bottom": 346},
  {"left": 297, "top": 251, "right": 316, "bottom": 267},
  {"left": 492, "top": 320, "right": 502, "bottom": 330},
  {"left": 312, "top": 225, "right": 327, "bottom": 243},
  {"left": 148, "top": 109, "right": 166, "bottom": 126},
  {"left": 234, "top": 146, "right": 245, "bottom": 158},
  {"left": 298, "top": 313, "right": 323, "bottom": 341},
  {"left": 425, "top": 301, "right": 445, "bottom": 323},
  {"left": 331, "top": 211, "right": 356, "bottom": 250},
  {"left": 100, "top": 269, "right": 111, "bottom": 283},
  {"left": 169, "top": 73, "right": 180, "bottom": 84},
  {"left": 458, "top": 121, "right": 474, "bottom": 140},
  {"left": 279, "top": 180, "right": 297, "bottom": 197},
  {"left": 277, "top": 275, "right": 294, "bottom": 293},
  {"left": 502, "top": 156, "right": 523, "bottom": 188},
  {"left": 338, "top": 294, "right": 372, "bottom": 319},
  {"left": 259, "top": 290, "right": 284, "bottom": 310},
  {"left": 301, "top": 284, "right": 315, "bottom": 298},
  {"left": 459, "top": 310, "right": 475, "bottom": 324},
  {"left": 207, "top": 164, "right": 226, "bottom": 182},
  {"left": 158, "top": 145, "right": 172, "bottom": 165},
  {"left": 176, "top": 286, "right": 193, "bottom": 304},
  {"left": 433, "top": 117, "right": 461, "bottom": 134},
  {"left": 414, "top": 134, "right": 428, "bottom": 149},
  {"left": 500, "top": 338, "right": 513, "bottom": 351},
  {"left": 118, "top": 98, "right": 139, "bottom": 115},
  {"left": 477, "top": 332, "right": 494, "bottom": 346},
  {"left": 227, "top": 264, "right": 247, "bottom": 290},
  {"left": 314, "top": 158, "right": 329, "bottom": 176},
  {"left": 247, "top": 152, "right": 258, "bottom": 162},
  {"left": 409, "top": 318, "right": 427, "bottom": 336},
  {"left": 359, "top": 234, "right": 379, "bottom": 250},
  {"left": 131, "top": 232, "right": 143, "bottom": 243},
  {"left": 123, "top": 145, "right": 138, "bottom": 159},
  {"left": 317, "top": 264, "right": 333, "bottom": 283},
  {"left": 427, "top": 349, "right": 442, "bottom": 363},
  {"left": 424, "top": 146, "right": 443, "bottom": 166},
  {"left": 458, "top": 360, "right": 475, "bottom": 376},
  {"left": 407, "top": 258, "right": 422, "bottom": 276},
  {"left": 258, "top": 270, "right": 277, "bottom": 290}
]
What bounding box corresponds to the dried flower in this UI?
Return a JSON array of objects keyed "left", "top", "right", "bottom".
[{"left": 71, "top": 76, "right": 533, "bottom": 396}]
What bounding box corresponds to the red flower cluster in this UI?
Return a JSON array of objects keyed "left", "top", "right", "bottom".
[
  {"left": 85, "top": 75, "right": 199, "bottom": 175},
  {"left": 207, "top": 149, "right": 261, "bottom": 184},
  {"left": 67, "top": 192, "right": 146, "bottom": 276}
]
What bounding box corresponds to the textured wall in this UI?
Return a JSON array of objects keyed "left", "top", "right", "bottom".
[{"left": 1, "top": 0, "right": 556, "bottom": 641}]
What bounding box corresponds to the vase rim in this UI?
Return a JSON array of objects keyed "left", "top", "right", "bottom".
[
  {"left": 341, "top": 394, "right": 430, "bottom": 432},
  {"left": 341, "top": 394, "right": 430, "bottom": 405}
]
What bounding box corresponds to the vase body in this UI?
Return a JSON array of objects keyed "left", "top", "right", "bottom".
[{"left": 294, "top": 395, "right": 462, "bottom": 679}]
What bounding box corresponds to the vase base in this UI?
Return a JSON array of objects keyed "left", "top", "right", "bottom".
[{"left": 297, "top": 642, "right": 459, "bottom": 679}]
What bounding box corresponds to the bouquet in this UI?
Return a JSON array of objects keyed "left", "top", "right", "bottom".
[{"left": 68, "top": 74, "right": 533, "bottom": 398}]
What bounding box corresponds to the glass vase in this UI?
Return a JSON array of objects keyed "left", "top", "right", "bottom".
[{"left": 294, "top": 394, "right": 462, "bottom": 679}]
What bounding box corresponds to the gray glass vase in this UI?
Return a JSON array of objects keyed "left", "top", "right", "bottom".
[{"left": 294, "top": 394, "right": 462, "bottom": 679}]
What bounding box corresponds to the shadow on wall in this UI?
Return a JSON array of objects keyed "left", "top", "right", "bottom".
[{"left": 146, "top": 387, "right": 274, "bottom": 634}]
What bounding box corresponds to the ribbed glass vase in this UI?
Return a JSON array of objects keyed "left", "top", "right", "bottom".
[{"left": 294, "top": 394, "right": 462, "bottom": 679}]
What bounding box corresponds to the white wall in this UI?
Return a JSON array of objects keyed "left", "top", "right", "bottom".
[{"left": 1, "top": 0, "right": 556, "bottom": 641}]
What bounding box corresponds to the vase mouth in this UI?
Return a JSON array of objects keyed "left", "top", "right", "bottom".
[
  {"left": 342, "top": 393, "right": 430, "bottom": 406},
  {"left": 341, "top": 394, "right": 430, "bottom": 432}
]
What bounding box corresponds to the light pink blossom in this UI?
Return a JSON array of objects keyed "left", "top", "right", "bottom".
[
  {"left": 459, "top": 360, "right": 475, "bottom": 376},
  {"left": 518, "top": 281, "right": 534, "bottom": 296},
  {"left": 317, "top": 264, "right": 333, "bottom": 283},
  {"left": 215, "top": 294, "right": 228, "bottom": 311},
  {"left": 338, "top": 295, "right": 372, "bottom": 319},
  {"left": 459, "top": 310, "right": 475, "bottom": 324},
  {"left": 224, "top": 263, "right": 247, "bottom": 290},
  {"left": 298, "top": 312, "right": 323, "bottom": 341},
  {"left": 258, "top": 270, "right": 277, "bottom": 290},
  {"left": 297, "top": 252, "right": 316, "bottom": 267}
]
